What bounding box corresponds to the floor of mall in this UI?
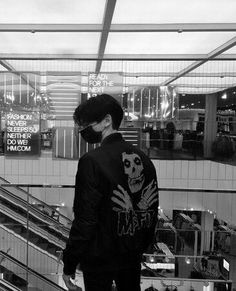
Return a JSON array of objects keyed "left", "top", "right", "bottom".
[{"left": 0, "top": 0, "right": 236, "bottom": 291}]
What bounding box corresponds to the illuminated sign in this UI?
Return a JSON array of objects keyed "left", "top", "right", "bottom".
[
  {"left": 88, "top": 73, "right": 123, "bottom": 97},
  {"left": 5, "top": 111, "right": 40, "bottom": 156}
]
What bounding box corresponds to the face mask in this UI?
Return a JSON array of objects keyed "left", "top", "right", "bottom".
[{"left": 80, "top": 125, "right": 102, "bottom": 144}]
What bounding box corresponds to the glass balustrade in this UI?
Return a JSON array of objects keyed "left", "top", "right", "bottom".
[{"left": 0, "top": 183, "right": 234, "bottom": 290}]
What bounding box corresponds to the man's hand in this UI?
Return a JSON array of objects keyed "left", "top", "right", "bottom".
[{"left": 62, "top": 273, "right": 77, "bottom": 290}]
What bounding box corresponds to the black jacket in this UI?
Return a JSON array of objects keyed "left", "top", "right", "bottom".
[{"left": 63, "top": 133, "right": 159, "bottom": 274}]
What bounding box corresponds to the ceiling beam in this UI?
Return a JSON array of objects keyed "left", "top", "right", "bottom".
[
  {"left": 0, "top": 24, "right": 102, "bottom": 32},
  {"left": 0, "top": 53, "right": 236, "bottom": 61},
  {"left": 0, "top": 23, "right": 236, "bottom": 32},
  {"left": 161, "top": 36, "right": 236, "bottom": 86},
  {"left": 95, "top": 0, "right": 117, "bottom": 73},
  {"left": 123, "top": 72, "right": 236, "bottom": 77},
  {"left": 111, "top": 23, "right": 236, "bottom": 32}
]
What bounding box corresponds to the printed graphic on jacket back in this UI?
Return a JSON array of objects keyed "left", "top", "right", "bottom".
[{"left": 111, "top": 152, "right": 158, "bottom": 236}]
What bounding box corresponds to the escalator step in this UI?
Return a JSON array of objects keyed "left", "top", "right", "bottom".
[
  {"left": 14, "top": 227, "right": 24, "bottom": 234},
  {"left": 0, "top": 217, "right": 6, "bottom": 223},
  {"left": 47, "top": 247, "right": 57, "bottom": 256},
  {"left": 30, "top": 236, "right": 40, "bottom": 244},
  {"left": 39, "top": 243, "right": 48, "bottom": 250}
]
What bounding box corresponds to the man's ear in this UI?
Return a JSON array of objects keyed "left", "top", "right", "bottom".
[{"left": 103, "top": 114, "right": 112, "bottom": 127}]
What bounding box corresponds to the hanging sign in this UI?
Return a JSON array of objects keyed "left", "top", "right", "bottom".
[
  {"left": 5, "top": 111, "right": 40, "bottom": 156},
  {"left": 88, "top": 72, "right": 123, "bottom": 97}
]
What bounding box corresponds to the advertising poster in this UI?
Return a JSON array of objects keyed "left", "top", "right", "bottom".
[
  {"left": 88, "top": 72, "right": 123, "bottom": 100},
  {"left": 5, "top": 111, "right": 40, "bottom": 156}
]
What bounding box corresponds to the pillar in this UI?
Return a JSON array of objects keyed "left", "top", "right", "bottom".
[
  {"left": 200, "top": 211, "right": 214, "bottom": 254},
  {"left": 204, "top": 94, "right": 217, "bottom": 158}
]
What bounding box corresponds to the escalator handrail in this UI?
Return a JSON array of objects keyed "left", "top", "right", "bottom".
[
  {"left": 0, "top": 278, "right": 22, "bottom": 291},
  {"left": 0, "top": 223, "right": 61, "bottom": 262},
  {"left": 0, "top": 181, "right": 71, "bottom": 232},
  {"left": 0, "top": 205, "right": 66, "bottom": 250},
  {"left": 0, "top": 186, "right": 69, "bottom": 239},
  {"left": 0, "top": 177, "right": 72, "bottom": 225},
  {"left": 0, "top": 251, "right": 66, "bottom": 291}
]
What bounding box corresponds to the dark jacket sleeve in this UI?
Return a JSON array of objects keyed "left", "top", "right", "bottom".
[
  {"left": 63, "top": 154, "right": 103, "bottom": 275},
  {"left": 143, "top": 162, "right": 159, "bottom": 252}
]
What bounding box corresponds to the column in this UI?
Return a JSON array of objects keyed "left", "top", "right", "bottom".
[
  {"left": 200, "top": 211, "right": 214, "bottom": 254},
  {"left": 204, "top": 93, "right": 217, "bottom": 158}
]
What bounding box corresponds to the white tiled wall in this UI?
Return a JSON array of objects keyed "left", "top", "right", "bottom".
[{"left": 152, "top": 159, "right": 235, "bottom": 190}]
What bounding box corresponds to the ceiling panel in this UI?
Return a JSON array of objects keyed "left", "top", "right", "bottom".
[
  {"left": 105, "top": 32, "right": 236, "bottom": 55},
  {"left": 100, "top": 61, "right": 124, "bottom": 72},
  {"left": 0, "top": 32, "right": 100, "bottom": 54},
  {"left": 6, "top": 60, "right": 96, "bottom": 72},
  {"left": 113, "top": 0, "right": 236, "bottom": 24},
  {"left": 124, "top": 76, "right": 168, "bottom": 86},
  {"left": 0, "top": 0, "right": 234, "bottom": 96},
  {"left": 171, "top": 76, "right": 236, "bottom": 88},
  {"left": 123, "top": 61, "right": 195, "bottom": 73},
  {"left": 189, "top": 60, "right": 236, "bottom": 74},
  {"left": 0, "top": 0, "right": 106, "bottom": 24}
]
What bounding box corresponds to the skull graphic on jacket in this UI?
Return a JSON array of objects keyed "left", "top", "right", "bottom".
[{"left": 122, "top": 152, "right": 145, "bottom": 193}]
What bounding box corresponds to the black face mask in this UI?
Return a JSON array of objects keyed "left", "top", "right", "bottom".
[{"left": 80, "top": 125, "right": 102, "bottom": 144}]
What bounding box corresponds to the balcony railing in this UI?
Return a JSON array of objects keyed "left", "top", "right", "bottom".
[{"left": 0, "top": 182, "right": 234, "bottom": 290}]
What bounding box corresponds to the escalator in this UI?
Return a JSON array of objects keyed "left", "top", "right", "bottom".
[
  {"left": 0, "top": 177, "right": 72, "bottom": 284},
  {"left": 0, "top": 197, "right": 66, "bottom": 257},
  {"left": 0, "top": 251, "right": 66, "bottom": 291},
  {"left": 0, "top": 279, "right": 23, "bottom": 291},
  {"left": 0, "top": 177, "right": 71, "bottom": 254}
]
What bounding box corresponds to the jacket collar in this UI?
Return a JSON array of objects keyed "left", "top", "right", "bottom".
[{"left": 101, "top": 132, "right": 124, "bottom": 146}]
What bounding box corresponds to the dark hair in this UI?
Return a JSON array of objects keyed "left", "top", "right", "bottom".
[{"left": 73, "top": 94, "right": 123, "bottom": 130}]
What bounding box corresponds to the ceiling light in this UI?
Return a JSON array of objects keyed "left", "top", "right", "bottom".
[
  {"left": 185, "top": 257, "right": 191, "bottom": 264},
  {"left": 221, "top": 93, "right": 227, "bottom": 99},
  {"left": 149, "top": 256, "right": 155, "bottom": 263}
]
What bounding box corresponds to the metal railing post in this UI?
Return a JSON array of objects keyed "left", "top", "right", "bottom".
[{"left": 26, "top": 185, "right": 29, "bottom": 291}]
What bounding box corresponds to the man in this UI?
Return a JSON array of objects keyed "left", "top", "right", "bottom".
[{"left": 63, "top": 94, "right": 159, "bottom": 291}]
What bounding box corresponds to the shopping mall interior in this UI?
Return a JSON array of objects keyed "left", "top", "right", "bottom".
[{"left": 0, "top": 0, "right": 236, "bottom": 290}]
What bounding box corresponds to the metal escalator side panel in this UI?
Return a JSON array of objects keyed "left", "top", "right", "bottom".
[{"left": 0, "top": 251, "right": 66, "bottom": 291}]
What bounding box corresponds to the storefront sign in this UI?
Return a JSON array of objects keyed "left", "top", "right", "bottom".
[
  {"left": 88, "top": 73, "right": 123, "bottom": 96},
  {"left": 5, "top": 111, "right": 40, "bottom": 156}
]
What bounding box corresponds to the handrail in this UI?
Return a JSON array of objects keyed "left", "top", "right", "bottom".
[
  {"left": 0, "top": 251, "right": 66, "bottom": 291},
  {"left": 0, "top": 279, "right": 22, "bottom": 291},
  {"left": 0, "top": 183, "right": 236, "bottom": 193},
  {"left": 0, "top": 185, "right": 70, "bottom": 232},
  {"left": 0, "top": 204, "right": 66, "bottom": 250},
  {"left": 0, "top": 183, "right": 74, "bottom": 188},
  {"left": 141, "top": 276, "right": 232, "bottom": 284},
  {"left": 0, "top": 178, "right": 72, "bottom": 225}
]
